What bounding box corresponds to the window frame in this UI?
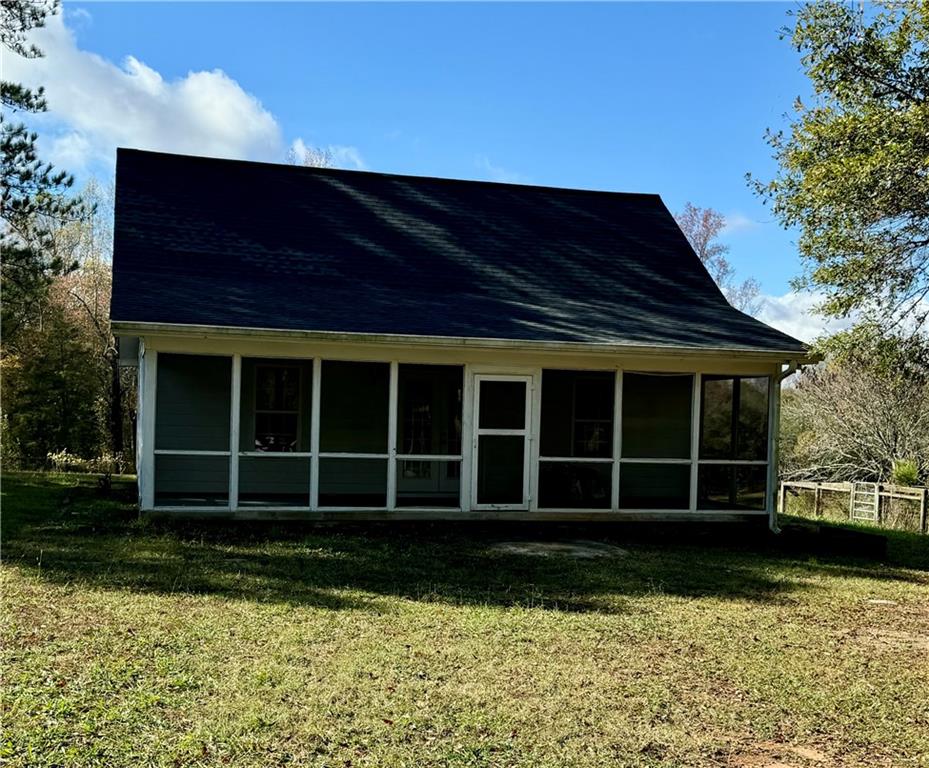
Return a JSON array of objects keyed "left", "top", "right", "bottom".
[{"left": 246, "top": 362, "right": 305, "bottom": 454}]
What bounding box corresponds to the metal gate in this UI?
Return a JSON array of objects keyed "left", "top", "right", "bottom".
[{"left": 850, "top": 481, "right": 879, "bottom": 522}]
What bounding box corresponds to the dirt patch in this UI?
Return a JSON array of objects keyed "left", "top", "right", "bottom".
[
  {"left": 728, "top": 741, "right": 830, "bottom": 767},
  {"left": 858, "top": 628, "right": 929, "bottom": 652},
  {"left": 489, "top": 539, "right": 628, "bottom": 559}
]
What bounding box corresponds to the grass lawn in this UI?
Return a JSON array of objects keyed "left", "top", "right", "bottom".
[{"left": 2, "top": 472, "right": 927, "bottom": 767}]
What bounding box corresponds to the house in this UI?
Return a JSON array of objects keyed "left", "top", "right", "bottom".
[{"left": 111, "top": 148, "right": 809, "bottom": 525}]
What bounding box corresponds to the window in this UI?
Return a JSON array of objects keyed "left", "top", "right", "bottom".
[
  {"left": 538, "top": 370, "right": 614, "bottom": 509},
  {"left": 396, "top": 365, "right": 463, "bottom": 508},
  {"left": 698, "top": 376, "right": 770, "bottom": 510},
  {"left": 618, "top": 373, "right": 693, "bottom": 510},
  {"left": 153, "top": 354, "right": 231, "bottom": 507},
  {"left": 240, "top": 360, "right": 312, "bottom": 453},
  {"left": 254, "top": 365, "right": 300, "bottom": 451}
]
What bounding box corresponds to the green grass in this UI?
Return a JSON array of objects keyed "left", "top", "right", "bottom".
[{"left": 2, "top": 471, "right": 928, "bottom": 767}]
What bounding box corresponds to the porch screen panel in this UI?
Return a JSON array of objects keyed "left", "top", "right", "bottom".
[
  {"left": 697, "top": 464, "right": 767, "bottom": 511},
  {"left": 539, "top": 461, "right": 611, "bottom": 509},
  {"left": 619, "top": 373, "right": 694, "bottom": 511},
  {"left": 540, "top": 370, "right": 614, "bottom": 458},
  {"left": 621, "top": 373, "right": 691, "bottom": 458},
  {"left": 538, "top": 369, "right": 614, "bottom": 509},
  {"left": 318, "top": 458, "right": 388, "bottom": 507},
  {"left": 397, "top": 365, "right": 463, "bottom": 455},
  {"left": 396, "top": 460, "right": 460, "bottom": 507},
  {"left": 318, "top": 361, "right": 390, "bottom": 508},
  {"left": 320, "top": 361, "right": 389, "bottom": 453},
  {"left": 619, "top": 463, "right": 690, "bottom": 509},
  {"left": 235, "top": 358, "right": 312, "bottom": 508},
  {"left": 155, "top": 354, "right": 231, "bottom": 451},
  {"left": 698, "top": 375, "right": 770, "bottom": 510},
  {"left": 479, "top": 381, "right": 526, "bottom": 430},
  {"left": 477, "top": 436, "right": 524, "bottom": 505},
  {"left": 395, "top": 365, "right": 463, "bottom": 508},
  {"left": 154, "top": 454, "right": 229, "bottom": 507},
  {"left": 153, "top": 354, "right": 231, "bottom": 508},
  {"left": 239, "top": 456, "right": 310, "bottom": 507}
]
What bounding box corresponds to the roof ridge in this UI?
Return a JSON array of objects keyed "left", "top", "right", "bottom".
[{"left": 115, "top": 147, "right": 663, "bottom": 200}]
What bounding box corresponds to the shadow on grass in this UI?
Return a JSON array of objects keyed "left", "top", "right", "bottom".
[{"left": 3, "top": 472, "right": 926, "bottom": 613}]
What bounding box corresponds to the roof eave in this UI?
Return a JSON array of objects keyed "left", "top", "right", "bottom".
[{"left": 111, "top": 319, "right": 814, "bottom": 364}]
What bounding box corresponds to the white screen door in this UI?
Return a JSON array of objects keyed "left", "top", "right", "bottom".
[{"left": 472, "top": 375, "right": 532, "bottom": 510}]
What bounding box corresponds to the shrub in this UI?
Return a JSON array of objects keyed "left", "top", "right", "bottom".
[
  {"left": 891, "top": 458, "right": 920, "bottom": 487},
  {"left": 47, "top": 450, "right": 128, "bottom": 475}
]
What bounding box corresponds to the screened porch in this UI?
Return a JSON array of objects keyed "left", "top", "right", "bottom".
[{"left": 145, "top": 352, "right": 772, "bottom": 516}]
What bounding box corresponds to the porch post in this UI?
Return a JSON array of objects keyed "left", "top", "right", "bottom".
[
  {"left": 228, "top": 354, "right": 241, "bottom": 510},
  {"left": 611, "top": 369, "right": 622, "bottom": 511},
  {"left": 310, "top": 357, "right": 321, "bottom": 510},
  {"left": 767, "top": 371, "right": 781, "bottom": 531},
  {"left": 139, "top": 344, "right": 157, "bottom": 511},
  {"left": 387, "top": 361, "right": 398, "bottom": 510},
  {"left": 689, "top": 373, "right": 702, "bottom": 512},
  {"left": 460, "top": 364, "right": 473, "bottom": 512}
]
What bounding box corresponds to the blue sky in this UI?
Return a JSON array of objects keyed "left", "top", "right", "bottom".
[{"left": 9, "top": 2, "right": 841, "bottom": 340}]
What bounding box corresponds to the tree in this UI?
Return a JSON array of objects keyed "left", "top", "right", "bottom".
[
  {"left": 674, "top": 202, "right": 761, "bottom": 314},
  {"left": 56, "top": 181, "right": 131, "bottom": 459},
  {"left": 1, "top": 281, "right": 103, "bottom": 466},
  {"left": 781, "top": 332, "right": 929, "bottom": 484},
  {"left": 286, "top": 144, "right": 335, "bottom": 168},
  {"left": 752, "top": 1, "right": 929, "bottom": 331},
  {"left": 1, "top": 180, "right": 137, "bottom": 468},
  {"left": 1, "top": 0, "right": 87, "bottom": 346}
]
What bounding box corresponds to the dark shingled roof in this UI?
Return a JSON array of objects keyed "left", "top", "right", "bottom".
[{"left": 111, "top": 148, "right": 806, "bottom": 354}]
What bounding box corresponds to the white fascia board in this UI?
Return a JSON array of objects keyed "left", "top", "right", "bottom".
[{"left": 111, "top": 320, "right": 814, "bottom": 364}]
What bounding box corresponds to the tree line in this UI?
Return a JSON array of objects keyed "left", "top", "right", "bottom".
[{"left": 1, "top": 1, "right": 926, "bottom": 485}]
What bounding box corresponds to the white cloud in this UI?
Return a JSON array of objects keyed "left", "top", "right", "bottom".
[
  {"left": 720, "top": 212, "right": 760, "bottom": 236},
  {"left": 5, "top": 12, "right": 361, "bottom": 175},
  {"left": 328, "top": 145, "right": 365, "bottom": 170},
  {"left": 475, "top": 154, "right": 530, "bottom": 185},
  {"left": 756, "top": 291, "right": 855, "bottom": 343}
]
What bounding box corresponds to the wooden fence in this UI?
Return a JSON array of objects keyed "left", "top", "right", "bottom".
[{"left": 779, "top": 480, "right": 928, "bottom": 534}]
